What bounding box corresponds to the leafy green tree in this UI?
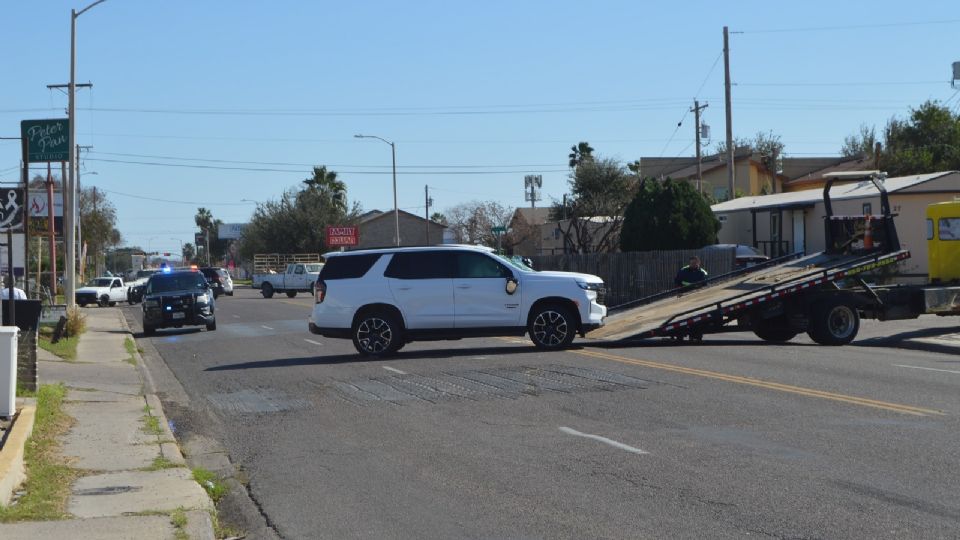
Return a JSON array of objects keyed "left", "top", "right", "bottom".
[
  {"left": 551, "top": 156, "right": 636, "bottom": 253},
  {"left": 841, "top": 124, "right": 879, "bottom": 158},
  {"left": 620, "top": 178, "right": 720, "bottom": 252},
  {"left": 429, "top": 212, "right": 447, "bottom": 225},
  {"left": 240, "top": 169, "right": 359, "bottom": 258},
  {"left": 80, "top": 187, "right": 122, "bottom": 276},
  {"left": 880, "top": 100, "right": 960, "bottom": 176}
]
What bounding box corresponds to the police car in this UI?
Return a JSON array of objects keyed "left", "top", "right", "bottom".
[{"left": 141, "top": 267, "right": 217, "bottom": 335}]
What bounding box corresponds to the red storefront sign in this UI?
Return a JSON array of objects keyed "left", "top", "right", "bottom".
[{"left": 326, "top": 226, "right": 359, "bottom": 246}]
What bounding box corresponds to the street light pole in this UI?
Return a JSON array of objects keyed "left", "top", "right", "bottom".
[
  {"left": 355, "top": 134, "right": 400, "bottom": 246},
  {"left": 66, "top": 0, "right": 107, "bottom": 309}
]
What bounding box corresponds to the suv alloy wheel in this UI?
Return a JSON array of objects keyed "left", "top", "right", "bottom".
[
  {"left": 352, "top": 311, "right": 404, "bottom": 356},
  {"left": 529, "top": 304, "right": 576, "bottom": 350}
]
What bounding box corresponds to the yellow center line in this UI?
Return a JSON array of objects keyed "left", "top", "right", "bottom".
[{"left": 573, "top": 348, "right": 944, "bottom": 417}]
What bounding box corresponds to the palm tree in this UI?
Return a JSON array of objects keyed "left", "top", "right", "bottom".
[
  {"left": 568, "top": 141, "right": 595, "bottom": 169},
  {"left": 194, "top": 207, "right": 213, "bottom": 232},
  {"left": 303, "top": 165, "right": 348, "bottom": 212}
]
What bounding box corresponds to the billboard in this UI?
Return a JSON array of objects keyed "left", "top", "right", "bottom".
[
  {"left": 28, "top": 192, "right": 64, "bottom": 218},
  {"left": 218, "top": 222, "right": 247, "bottom": 240},
  {"left": 0, "top": 188, "right": 25, "bottom": 231}
]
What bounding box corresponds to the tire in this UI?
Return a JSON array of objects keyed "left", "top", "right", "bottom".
[
  {"left": 528, "top": 304, "right": 577, "bottom": 350},
  {"left": 78, "top": 302, "right": 88, "bottom": 308},
  {"left": 261, "top": 282, "right": 274, "bottom": 299},
  {"left": 286, "top": 291, "right": 297, "bottom": 298},
  {"left": 143, "top": 324, "right": 156, "bottom": 336},
  {"left": 99, "top": 295, "right": 110, "bottom": 307},
  {"left": 227, "top": 291, "right": 234, "bottom": 296},
  {"left": 753, "top": 317, "right": 798, "bottom": 343},
  {"left": 352, "top": 311, "right": 404, "bottom": 356},
  {"left": 807, "top": 298, "right": 860, "bottom": 346},
  {"left": 109, "top": 302, "right": 117, "bottom": 307},
  {"left": 206, "top": 319, "right": 217, "bottom": 331}
]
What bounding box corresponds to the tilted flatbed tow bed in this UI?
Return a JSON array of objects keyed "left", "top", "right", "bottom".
[
  {"left": 589, "top": 250, "right": 911, "bottom": 342},
  {"left": 585, "top": 171, "right": 959, "bottom": 346}
]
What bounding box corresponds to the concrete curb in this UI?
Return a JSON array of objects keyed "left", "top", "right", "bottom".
[{"left": 0, "top": 403, "right": 36, "bottom": 506}]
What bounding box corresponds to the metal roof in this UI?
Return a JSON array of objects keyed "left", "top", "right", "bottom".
[{"left": 711, "top": 172, "right": 958, "bottom": 213}]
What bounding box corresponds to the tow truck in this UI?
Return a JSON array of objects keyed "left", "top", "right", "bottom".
[{"left": 589, "top": 171, "right": 960, "bottom": 345}]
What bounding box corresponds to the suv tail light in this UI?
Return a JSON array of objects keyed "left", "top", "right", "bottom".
[{"left": 316, "top": 280, "right": 326, "bottom": 304}]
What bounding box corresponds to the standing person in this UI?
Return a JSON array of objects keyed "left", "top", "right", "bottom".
[
  {"left": 674, "top": 256, "right": 708, "bottom": 288},
  {"left": 1, "top": 276, "right": 26, "bottom": 299}
]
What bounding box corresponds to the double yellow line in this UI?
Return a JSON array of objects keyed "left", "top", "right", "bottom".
[{"left": 574, "top": 348, "right": 944, "bottom": 417}]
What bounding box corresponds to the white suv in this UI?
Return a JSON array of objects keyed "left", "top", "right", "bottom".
[{"left": 308, "top": 246, "right": 607, "bottom": 355}]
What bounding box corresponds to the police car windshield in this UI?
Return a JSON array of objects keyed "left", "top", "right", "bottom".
[{"left": 148, "top": 274, "right": 207, "bottom": 293}]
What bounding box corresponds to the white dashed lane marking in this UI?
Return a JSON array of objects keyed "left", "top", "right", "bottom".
[
  {"left": 893, "top": 364, "right": 960, "bottom": 375},
  {"left": 382, "top": 366, "right": 407, "bottom": 375},
  {"left": 558, "top": 426, "right": 648, "bottom": 455},
  {"left": 304, "top": 339, "right": 323, "bottom": 346}
]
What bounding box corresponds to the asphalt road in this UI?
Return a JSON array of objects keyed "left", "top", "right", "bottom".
[{"left": 121, "top": 288, "right": 960, "bottom": 539}]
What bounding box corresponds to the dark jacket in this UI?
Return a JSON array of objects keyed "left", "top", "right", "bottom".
[{"left": 675, "top": 265, "right": 708, "bottom": 287}]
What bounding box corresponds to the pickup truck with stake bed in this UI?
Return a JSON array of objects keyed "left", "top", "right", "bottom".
[
  {"left": 589, "top": 171, "right": 960, "bottom": 345},
  {"left": 253, "top": 258, "right": 324, "bottom": 298}
]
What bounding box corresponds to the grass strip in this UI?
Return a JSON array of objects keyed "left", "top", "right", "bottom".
[
  {"left": 191, "top": 467, "right": 227, "bottom": 502},
  {"left": 123, "top": 337, "right": 138, "bottom": 365},
  {"left": 0, "top": 384, "right": 77, "bottom": 522},
  {"left": 37, "top": 331, "right": 79, "bottom": 362}
]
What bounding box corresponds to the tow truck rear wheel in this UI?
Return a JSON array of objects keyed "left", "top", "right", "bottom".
[
  {"left": 807, "top": 298, "right": 860, "bottom": 346},
  {"left": 753, "top": 317, "right": 798, "bottom": 343},
  {"left": 286, "top": 291, "right": 297, "bottom": 298},
  {"left": 261, "top": 282, "right": 274, "bottom": 299}
]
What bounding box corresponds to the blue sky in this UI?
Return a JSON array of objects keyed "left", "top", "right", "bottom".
[{"left": 2, "top": 1, "right": 958, "bottom": 254}]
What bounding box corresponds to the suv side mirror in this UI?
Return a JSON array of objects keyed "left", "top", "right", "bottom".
[{"left": 505, "top": 277, "right": 518, "bottom": 295}]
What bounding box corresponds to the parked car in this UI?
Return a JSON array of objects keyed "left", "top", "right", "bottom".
[
  {"left": 76, "top": 276, "right": 127, "bottom": 307},
  {"left": 199, "top": 267, "right": 232, "bottom": 298},
  {"left": 702, "top": 244, "right": 770, "bottom": 269},
  {"left": 308, "top": 245, "right": 607, "bottom": 355},
  {"left": 141, "top": 268, "right": 216, "bottom": 335}
]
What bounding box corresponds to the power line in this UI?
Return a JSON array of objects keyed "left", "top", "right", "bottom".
[
  {"left": 735, "top": 80, "right": 945, "bottom": 87},
  {"left": 88, "top": 151, "right": 565, "bottom": 169},
  {"left": 83, "top": 157, "right": 569, "bottom": 175},
  {"left": 739, "top": 18, "right": 960, "bottom": 34},
  {"left": 99, "top": 188, "right": 259, "bottom": 206}
]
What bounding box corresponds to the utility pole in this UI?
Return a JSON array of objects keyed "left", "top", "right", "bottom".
[
  {"left": 77, "top": 144, "right": 92, "bottom": 280},
  {"left": 424, "top": 185, "right": 432, "bottom": 245},
  {"left": 723, "top": 26, "right": 735, "bottom": 201},
  {"left": 691, "top": 100, "right": 709, "bottom": 194}
]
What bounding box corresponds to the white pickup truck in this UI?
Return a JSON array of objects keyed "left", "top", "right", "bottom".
[
  {"left": 253, "top": 263, "right": 324, "bottom": 298},
  {"left": 75, "top": 276, "right": 128, "bottom": 307}
]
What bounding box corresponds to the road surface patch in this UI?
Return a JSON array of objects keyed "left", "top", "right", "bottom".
[{"left": 326, "top": 364, "right": 649, "bottom": 405}]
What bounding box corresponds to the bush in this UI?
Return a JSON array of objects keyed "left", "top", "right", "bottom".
[
  {"left": 65, "top": 307, "right": 86, "bottom": 338},
  {"left": 620, "top": 178, "right": 720, "bottom": 252}
]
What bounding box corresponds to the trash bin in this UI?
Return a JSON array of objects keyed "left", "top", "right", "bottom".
[{"left": 0, "top": 326, "right": 18, "bottom": 418}]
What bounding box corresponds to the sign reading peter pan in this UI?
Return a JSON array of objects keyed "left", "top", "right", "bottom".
[{"left": 21, "top": 119, "right": 70, "bottom": 163}]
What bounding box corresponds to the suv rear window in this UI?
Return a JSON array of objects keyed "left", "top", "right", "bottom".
[
  {"left": 384, "top": 252, "right": 454, "bottom": 279},
  {"left": 320, "top": 254, "right": 381, "bottom": 280}
]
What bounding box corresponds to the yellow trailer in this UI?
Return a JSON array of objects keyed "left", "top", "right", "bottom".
[{"left": 927, "top": 200, "right": 960, "bottom": 283}]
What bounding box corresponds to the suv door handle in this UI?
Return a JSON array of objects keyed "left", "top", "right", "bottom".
[
  {"left": 456, "top": 285, "right": 471, "bottom": 289},
  {"left": 396, "top": 286, "right": 412, "bottom": 291}
]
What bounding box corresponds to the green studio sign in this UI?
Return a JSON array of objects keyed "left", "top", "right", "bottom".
[{"left": 21, "top": 119, "right": 70, "bottom": 163}]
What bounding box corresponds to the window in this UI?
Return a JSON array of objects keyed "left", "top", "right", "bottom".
[
  {"left": 384, "top": 252, "right": 454, "bottom": 279},
  {"left": 456, "top": 252, "right": 511, "bottom": 279},
  {"left": 862, "top": 202, "right": 872, "bottom": 215},
  {"left": 294, "top": 265, "right": 304, "bottom": 275},
  {"left": 319, "top": 254, "right": 381, "bottom": 280},
  {"left": 939, "top": 218, "right": 960, "bottom": 241},
  {"left": 112, "top": 279, "right": 121, "bottom": 288}
]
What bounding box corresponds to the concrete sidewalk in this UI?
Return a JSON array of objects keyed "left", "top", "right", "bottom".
[{"left": 0, "top": 308, "right": 215, "bottom": 540}]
